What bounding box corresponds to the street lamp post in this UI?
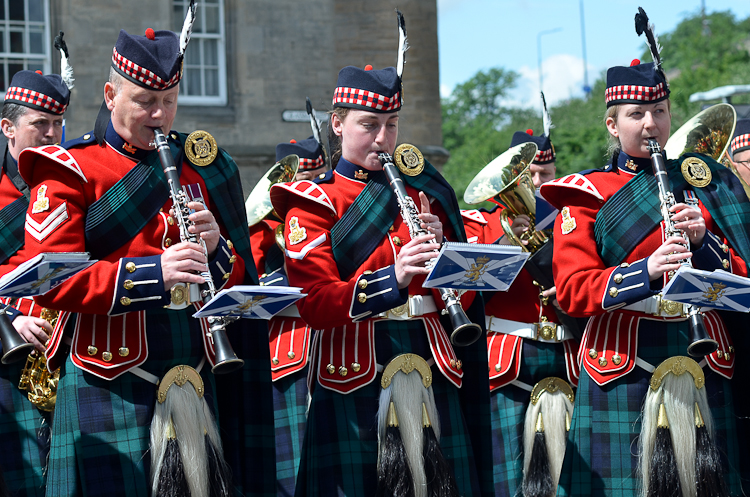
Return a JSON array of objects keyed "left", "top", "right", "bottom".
[{"left": 537, "top": 27, "right": 562, "bottom": 111}]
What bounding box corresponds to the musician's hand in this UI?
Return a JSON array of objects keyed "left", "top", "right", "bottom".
[
  {"left": 541, "top": 286, "right": 561, "bottom": 310},
  {"left": 647, "top": 235, "right": 692, "bottom": 281},
  {"left": 418, "top": 191, "right": 443, "bottom": 244},
  {"left": 187, "top": 202, "right": 221, "bottom": 257},
  {"left": 511, "top": 214, "right": 531, "bottom": 245},
  {"left": 13, "top": 316, "right": 52, "bottom": 354},
  {"left": 161, "top": 242, "right": 209, "bottom": 291},
  {"left": 394, "top": 233, "right": 441, "bottom": 289},
  {"left": 670, "top": 202, "right": 705, "bottom": 247}
]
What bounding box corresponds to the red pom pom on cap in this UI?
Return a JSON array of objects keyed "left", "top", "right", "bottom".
[
  {"left": 364, "top": 64, "right": 373, "bottom": 71},
  {"left": 630, "top": 58, "right": 640, "bottom": 67},
  {"left": 526, "top": 129, "right": 534, "bottom": 136},
  {"left": 145, "top": 28, "right": 156, "bottom": 40},
  {"left": 290, "top": 139, "right": 297, "bottom": 144},
  {"left": 35, "top": 70, "right": 43, "bottom": 75}
]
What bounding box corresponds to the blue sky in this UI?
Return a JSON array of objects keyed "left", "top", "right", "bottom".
[{"left": 437, "top": 0, "right": 750, "bottom": 108}]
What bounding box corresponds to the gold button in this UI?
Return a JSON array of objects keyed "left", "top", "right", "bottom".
[
  {"left": 160, "top": 208, "right": 164, "bottom": 212},
  {"left": 119, "top": 347, "right": 129, "bottom": 357},
  {"left": 126, "top": 262, "right": 136, "bottom": 273},
  {"left": 165, "top": 238, "right": 172, "bottom": 248},
  {"left": 721, "top": 244, "right": 729, "bottom": 253},
  {"left": 261, "top": 273, "right": 267, "bottom": 278},
  {"left": 222, "top": 273, "right": 231, "bottom": 280},
  {"left": 358, "top": 279, "right": 368, "bottom": 290},
  {"left": 389, "top": 225, "right": 395, "bottom": 232},
  {"left": 495, "top": 364, "right": 501, "bottom": 372},
  {"left": 609, "top": 287, "right": 618, "bottom": 298},
  {"left": 326, "top": 364, "right": 335, "bottom": 374},
  {"left": 722, "top": 260, "right": 729, "bottom": 269},
  {"left": 123, "top": 280, "right": 134, "bottom": 290},
  {"left": 338, "top": 366, "right": 348, "bottom": 377},
  {"left": 83, "top": 134, "right": 91, "bottom": 140},
  {"left": 87, "top": 345, "right": 98, "bottom": 356},
  {"left": 357, "top": 293, "right": 367, "bottom": 303},
  {"left": 120, "top": 297, "right": 131, "bottom": 306},
  {"left": 272, "top": 358, "right": 279, "bottom": 365},
  {"left": 102, "top": 351, "right": 113, "bottom": 362},
  {"left": 393, "top": 236, "right": 402, "bottom": 247},
  {"left": 588, "top": 349, "right": 598, "bottom": 359},
  {"left": 620, "top": 262, "right": 630, "bottom": 268},
  {"left": 725, "top": 352, "right": 731, "bottom": 361},
  {"left": 287, "top": 351, "right": 296, "bottom": 359},
  {"left": 613, "top": 274, "right": 623, "bottom": 284},
  {"left": 455, "top": 360, "right": 462, "bottom": 370},
  {"left": 716, "top": 350, "right": 724, "bottom": 359},
  {"left": 612, "top": 354, "right": 622, "bottom": 365},
  {"left": 363, "top": 270, "right": 373, "bottom": 275},
  {"left": 226, "top": 240, "right": 233, "bottom": 250},
  {"left": 171, "top": 133, "right": 178, "bottom": 140},
  {"left": 729, "top": 346, "right": 735, "bottom": 353},
  {"left": 351, "top": 362, "right": 361, "bottom": 372},
  {"left": 319, "top": 173, "right": 325, "bottom": 179},
  {"left": 167, "top": 216, "right": 174, "bottom": 226},
  {"left": 229, "top": 255, "right": 237, "bottom": 264},
  {"left": 449, "top": 359, "right": 456, "bottom": 368},
  {"left": 598, "top": 356, "right": 607, "bottom": 367}
]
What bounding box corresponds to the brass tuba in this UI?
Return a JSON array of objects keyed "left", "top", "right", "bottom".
[
  {"left": 18, "top": 308, "right": 59, "bottom": 411},
  {"left": 464, "top": 142, "right": 547, "bottom": 252}
]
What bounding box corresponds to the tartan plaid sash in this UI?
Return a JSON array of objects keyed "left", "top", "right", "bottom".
[
  {"left": 594, "top": 153, "right": 750, "bottom": 267},
  {"left": 0, "top": 195, "right": 28, "bottom": 264},
  {"left": 330, "top": 159, "right": 467, "bottom": 280}
]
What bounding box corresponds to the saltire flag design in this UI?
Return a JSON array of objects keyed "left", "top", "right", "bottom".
[
  {"left": 423, "top": 243, "right": 529, "bottom": 291},
  {"left": 662, "top": 266, "right": 750, "bottom": 312},
  {"left": 193, "top": 285, "right": 306, "bottom": 320}
]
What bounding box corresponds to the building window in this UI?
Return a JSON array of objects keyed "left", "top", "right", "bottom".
[
  {"left": 0, "top": 0, "right": 50, "bottom": 91},
  {"left": 174, "top": 0, "right": 227, "bottom": 106}
]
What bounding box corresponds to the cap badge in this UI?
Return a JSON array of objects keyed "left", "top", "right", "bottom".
[
  {"left": 185, "top": 130, "right": 218, "bottom": 167},
  {"left": 354, "top": 170, "right": 369, "bottom": 180},
  {"left": 625, "top": 160, "right": 637, "bottom": 171},
  {"left": 560, "top": 206, "right": 577, "bottom": 235},
  {"left": 394, "top": 143, "right": 424, "bottom": 176},
  {"left": 32, "top": 185, "right": 50, "bottom": 214},
  {"left": 122, "top": 142, "right": 137, "bottom": 154},
  {"left": 287, "top": 216, "right": 307, "bottom": 245},
  {"left": 681, "top": 157, "right": 712, "bottom": 188}
]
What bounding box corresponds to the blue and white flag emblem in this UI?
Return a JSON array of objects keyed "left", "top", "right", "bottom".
[
  {"left": 194, "top": 285, "right": 306, "bottom": 320},
  {"left": 662, "top": 267, "right": 750, "bottom": 312},
  {"left": 0, "top": 253, "right": 94, "bottom": 298}
]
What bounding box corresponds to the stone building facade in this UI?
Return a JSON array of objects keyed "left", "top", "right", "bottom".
[{"left": 17, "top": 0, "right": 446, "bottom": 193}]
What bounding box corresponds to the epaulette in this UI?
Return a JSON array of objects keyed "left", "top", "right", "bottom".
[
  {"left": 539, "top": 172, "right": 603, "bottom": 209},
  {"left": 313, "top": 169, "right": 333, "bottom": 184},
  {"left": 18, "top": 144, "right": 87, "bottom": 183},
  {"left": 270, "top": 180, "right": 336, "bottom": 220},
  {"left": 61, "top": 131, "right": 96, "bottom": 150},
  {"left": 461, "top": 209, "right": 487, "bottom": 225}
]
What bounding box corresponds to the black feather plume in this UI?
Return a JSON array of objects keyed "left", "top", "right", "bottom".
[
  {"left": 155, "top": 439, "right": 190, "bottom": 497},
  {"left": 53, "top": 31, "right": 68, "bottom": 59},
  {"left": 634, "top": 7, "right": 664, "bottom": 79}
]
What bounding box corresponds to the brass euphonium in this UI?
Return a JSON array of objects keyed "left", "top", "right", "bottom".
[
  {"left": 245, "top": 154, "right": 299, "bottom": 251},
  {"left": 18, "top": 308, "right": 59, "bottom": 411}
]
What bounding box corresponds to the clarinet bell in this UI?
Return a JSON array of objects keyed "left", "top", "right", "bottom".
[
  {"left": 0, "top": 313, "right": 34, "bottom": 364},
  {"left": 447, "top": 305, "right": 483, "bottom": 347},
  {"left": 208, "top": 321, "right": 244, "bottom": 374},
  {"left": 686, "top": 312, "right": 719, "bottom": 358}
]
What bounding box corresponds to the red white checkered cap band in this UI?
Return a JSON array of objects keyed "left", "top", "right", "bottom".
[
  {"left": 605, "top": 82, "right": 667, "bottom": 104},
  {"left": 332, "top": 87, "right": 400, "bottom": 112},
  {"left": 298, "top": 155, "right": 325, "bottom": 171},
  {"left": 112, "top": 47, "right": 181, "bottom": 91},
  {"left": 535, "top": 148, "right": 555, "bottom": 163},
  {"left": 4, "top": 86, "right": 66, "bottom": 114},
  {"left": 731, "top": 134, "right": 750, "bottom": 154}
]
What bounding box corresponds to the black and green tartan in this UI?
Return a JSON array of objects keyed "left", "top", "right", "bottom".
[
  {"left": 295, "top": 321, "right": 482, "bottom": 497},
  {"left": 490, "top": 340, "right": 571, "bottom": 497},
  {"left": 0, "top": 195, "right": 27, "bottom": 264},
  {"left": 595, "top": 153, "right": 750, "bottom": 267},
  {"left": 557, "top": 318, "right": 741, "bottom": 497},
  {"left": 272, "top": 366, "right": 309, "bottom": 497}
]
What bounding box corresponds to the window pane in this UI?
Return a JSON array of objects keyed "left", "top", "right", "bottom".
[
  {"left": 0, "top": 2, "right": 5, "bottom": 20},
  {"left": 9, "top": 62, "right": 24, "bottom": 79},
  {"left": 204, "top": 0, "right": 218, "bottom": 4},
  {"left": 9, "top": 1, "right": 23, "bottom": 20},
  {"left": 204, "top": 39, "right": 217, "bottom": 66},
  {"left": 186, "top": 68, "right": 201, "bottom": 96},
  {"left": 205, "top": 69, "right": 218, "bottom": 96},
  {"left": 0, "top": 66, "right": 5, "bottom": 91},
  {"left": 173, "top": 5, "right": 184, "bottom": 32},
  {"left": 28, "top": 61, "right": 43, "bottom": 72},
  {"left": 205, "top": 6, "right": 219, "bottom": 34},
  {"left": 185, "top": 43, "right": 200, "bottom": 65},
  {"left": 28, "top": 0, "right": 44, "bottom": 21},
  {"left": 29, "top": 28, "right": 43, "bottom": 54},
  {"left": 0, "top": 31, "right": 5, "bottom": 52},
  {"left": 10, "top": 32, "right": 23, "bottom": 53}
]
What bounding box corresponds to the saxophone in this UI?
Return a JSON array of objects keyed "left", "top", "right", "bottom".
[{"left": 18, "top": 308, "right": 59, "bottom": 412}]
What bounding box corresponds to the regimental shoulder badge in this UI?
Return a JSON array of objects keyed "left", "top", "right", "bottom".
[
  {"left": 560, "top": 206, "right": 577, "bottom": 235},
  {"left": 185, "top": 130, "right": 218, "bottom": 167},
  {"left": 287, "top": 216, "right": 307, "bottom": 245},
  {"left": 681, "top": 157, "right": 712, "bottom": 188},
  {"left": 32, "top": 184, "right": 50, "bottom": 213}
]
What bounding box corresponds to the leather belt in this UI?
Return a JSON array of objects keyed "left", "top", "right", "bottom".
[
  {"left": 485, "top": 316, "right": 571, "bottom": 342},
  {"left": 378, "top": 295, "right": 437, "bottom": 321},
  {"left": 622, "top": 295, "right": 688, "bottom": 318}
]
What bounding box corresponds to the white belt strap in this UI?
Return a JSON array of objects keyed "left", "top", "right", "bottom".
[
  {"left": 377, "top": 357, "right": 435, "bottom": 373},
  {"left": 378, "top": 295, "right": 438, "bottom": 321},
  {"left": 623, "top": 295, "right": 688, "bottom": 318},
  {"left": 635, "top": 356, "right": 707, "bottom": 374},
  {"left": 486, "top": 316, "right": 571, "bottom": 342},
  {"left": 130, "top": 356, "right": 206, "bottom": 385}
]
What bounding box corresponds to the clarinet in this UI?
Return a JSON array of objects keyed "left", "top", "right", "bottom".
[
  {"left": 648, "top": 139, "right": 718, "bottom": 357},
  {"left": 153, "top": 129, "right": 244, "bottom": 374},
  {"left": 378, "top": 153, "right": 482, "bottom": 347}
]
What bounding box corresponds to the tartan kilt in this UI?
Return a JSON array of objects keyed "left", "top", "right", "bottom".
[
  {"left": 490, "top": 339, "right": 572, "bottom": 497},
  {"left": 46, "top": 307, "right": 218, "bottom": 497},
  {"left": 295, "top": 319, "right": 482, "bottom": 497},
  {"left": 0, "top": 361, "right": 50, "bottom": 497},
  {"left": 273, "top": 366, "right": 309, "bottom": 497},
  {"left": 557, "top": 317, "right": 741, "bottom": 497}
]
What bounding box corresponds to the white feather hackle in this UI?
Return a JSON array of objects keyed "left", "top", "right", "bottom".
[
  {"left": 59, "top": 48, "right": 74, "bottom": 90},
  {"left": 179, "top": 0, "right": 197, "bottom": 56},
  {"left": 541, "top": 92, "right": 553, "bottom": 138},
  {"left": 396, "top": 10, "right": 408, "bottom": 78}
]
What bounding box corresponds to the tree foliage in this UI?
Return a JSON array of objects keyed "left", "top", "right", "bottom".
[{"left": 442, "top": 10, "right": 750, "bottom": 208}]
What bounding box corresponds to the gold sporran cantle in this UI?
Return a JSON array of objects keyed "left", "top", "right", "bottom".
[{"left": 464, "top": 142, "right": 548, "bottom": 252}]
